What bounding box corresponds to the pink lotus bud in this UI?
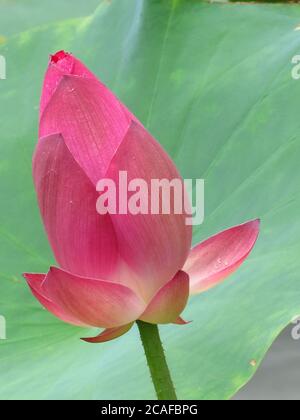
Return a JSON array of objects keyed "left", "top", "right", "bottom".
[{"left": 24, "top": 51, "right": 260, "bottom": 343}]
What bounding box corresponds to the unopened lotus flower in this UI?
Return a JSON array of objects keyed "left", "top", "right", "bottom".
[{"left": 24, "top": 51, "right": 260, "bottom": 344}]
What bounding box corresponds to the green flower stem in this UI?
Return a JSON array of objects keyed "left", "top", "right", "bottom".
[{"left": 137, "top": 320, "right": 177, "bottom": 400}]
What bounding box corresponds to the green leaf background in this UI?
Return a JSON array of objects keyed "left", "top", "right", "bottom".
[
  {"left": 0, "top": 0, "right": 300, "bottom": 400},
  {"left": 0, "top": 0, "right": 101, "bottom": 37}
]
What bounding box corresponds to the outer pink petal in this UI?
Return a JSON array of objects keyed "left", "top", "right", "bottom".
[
  {"left": 42, "top": 267, "right": 145, "bottom": 328},
  {"left": 40, "top": 64, "right": 137, "bottom": 184},
  {"left": 81, "top": 323, "right": 134, "bottom": 344},
  {"left": 33, "top": 133, "right": 118, "bottom": 279},
  {"left": 106, "top": 122, "right": 192, "bottom": 301},
  {"left": 23, "top": 273, "right": 86, "bottom": 327},
  {"left": 184, "top": 219, "right": 260, "bottom": 295},
  {"left": 139, "top": 271, "right": 189, "bottom": 324}
]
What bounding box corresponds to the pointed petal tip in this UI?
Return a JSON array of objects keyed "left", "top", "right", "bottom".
[
  {"left": 173, "top": 317, "right": 192, "bottom": 325},
  {"left": 242, "top": 218, "right": 261, "bottom": 243},
  {"left": 22, "top": 272, "right": 46, "bottom": 285},
  {"left": 81, "top": 323, "right": 134, "bottom": 344},
  {"left": 236, "top": 218, "right": 261, "bottom": 243},
  {"left": 186, "top": 218, "right": 261, "bottom": 295},
  {"left": 81, "top": 337, "right": 94, "bottom": 344},
  {"left": 236, "top": 218, "right": 261, "bottom": 231},
  {"left": 50, "top": 50, "right": 71, "bottom": 64},
  {"left": 247, "top": 218, "right": 261, "bottom": 228},
  {"left": 139, "top": 271, "right": 190, "bottom": 324},
  {"left": 23, "top": 272, "right": 35, "bottom": 279},
  {"left": 255, "top": 218, "right": 261, "bottom": 230},
  {"left": 23, "top": 273, "right": 32, "bottom": 285}
]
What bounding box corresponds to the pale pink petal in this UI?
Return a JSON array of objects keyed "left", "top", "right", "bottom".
[
  {"left": 23, "top": 273, "right": 86, "bottom": 327},
  {"left": 33, "top": 133, "right": 118, "bottom": 279},
  {"left": 42, "top": 267, "right": 145, "bottom": 328},
  {"left": 81, "top": 323, "right": 134, "bottom": 344},
  {"left": 106, "top": 122, "right": 192, "bottom": 301},
  {"left": 139, "top": 271, "right": 189, "bottom": 324},
  {"left": 40, "top": 73, "right": 137, "bottom": 184},
  {"left": 184, "top": 220, "right": 260, "bottom": 295}
]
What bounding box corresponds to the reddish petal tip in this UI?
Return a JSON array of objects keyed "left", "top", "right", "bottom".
[
  {"left": 23, "top": 272, "right": 45, "bottom": 284},
  {"left": 50, "top": 50, "right": 71, "bottom": 64},
  {"left": 244, "top": 218, "right": 261, "bottom": 238}
]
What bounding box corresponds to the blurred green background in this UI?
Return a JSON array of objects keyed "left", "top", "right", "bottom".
[{"left": 0, "top": 0, "right": 101, "bottom": 36}]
